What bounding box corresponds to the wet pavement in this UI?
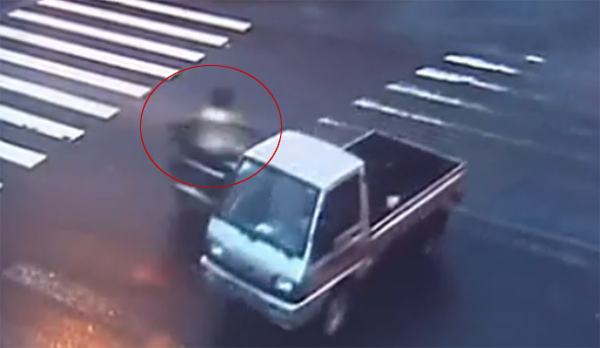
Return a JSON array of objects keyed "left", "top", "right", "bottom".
[{"left": 0, "top": 0, "right": 598, "bottom": 347}]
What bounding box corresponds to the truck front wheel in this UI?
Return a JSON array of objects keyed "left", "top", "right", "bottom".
[{"left": 322, "top": 287, "right": 351, "bottom": 337}]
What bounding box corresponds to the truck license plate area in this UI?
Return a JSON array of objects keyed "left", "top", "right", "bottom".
[{"left": 219, "top": 274, "right": 258, "bottom": 306}]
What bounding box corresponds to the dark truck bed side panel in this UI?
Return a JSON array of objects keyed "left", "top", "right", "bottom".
[{"left": 345, "top": 132, "right": 462, "bottom": 225}]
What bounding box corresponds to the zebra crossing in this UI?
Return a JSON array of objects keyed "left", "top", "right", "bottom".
[
  {"left": 0, "top": 1, "right": 252, "bottom": 341},
  {"left": 349, "top": 51, "right": 562, "bottom": 158},
  {"left": 37, "top": 0, "right": 230, "bottom": 47},
  {"left": 0, "top": 0, "right": 252, "bottom": 190},
  {"left": 333, "top": 49, "right": 599, "bottom": 250},
  {"left": 345, "top": 49, "right": 598, "bottom": 248}
]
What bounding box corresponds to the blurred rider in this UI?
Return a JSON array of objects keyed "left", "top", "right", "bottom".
[{"left": 170, "top": 87, "right": 256, "bottom": 175}]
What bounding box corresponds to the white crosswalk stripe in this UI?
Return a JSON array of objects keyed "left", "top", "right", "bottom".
[
  {"left": 97, "top": 0, "right": 253, "bottom": 33},
  {"left": 415, "top": 66, "right": 509, "bottom": 92},
  {"left": 8, "top": 10, "right": 206, "bottom": 62},
  {"left": 0, "top": 47, "right": 151, "bottom": 97},
  {"left": 443, "top": 54, "right": 521, "bottom": 75},
  {"left": 0, "top": 74, "right": 120, "bottom": 120},
  {"left": 0, "top": 140, "right": 47, "bottom": 169},
  {"left": 38, "top": 0, "right": 229, "bottom": 47},
  {"left": 0, "top": 26, "right": 180, "bottom": 78},
  {"left": 385, "top": 81, "right": 490, "bottom": 112},
  {"left": 0, "top": 0, "right": 253, "bottom": 188},
  {"left": 0, "top": 105, "right": 85, "bottom": 141},
  {"left": 354, "top": 50, "right": 600, "bottom": 168}
]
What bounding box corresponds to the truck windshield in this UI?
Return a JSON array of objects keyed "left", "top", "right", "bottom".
[{"left": 219, "top": 159, "right": 319, "bottom": 257}]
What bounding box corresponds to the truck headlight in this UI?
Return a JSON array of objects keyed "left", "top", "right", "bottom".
[
  {"left": 210, "top": 244, "right": 224, "bottom": 257},
  {"left": 274, "top": 277, "right": 295, "bottom": 293}
]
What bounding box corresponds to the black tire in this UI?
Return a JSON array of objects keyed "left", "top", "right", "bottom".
[
  {"left": 421, "top": 209, "right": 450, "bottom": 257},
  {"left": 422, "top": 233, "right": 443, "bottom": 257},
  {"left": 321, "top": 286, "right": 352, "bottom": 337}
]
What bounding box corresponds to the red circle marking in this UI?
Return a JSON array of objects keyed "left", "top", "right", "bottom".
[{"left": 140, "top": 65, "right": 283, "bottom": 189}]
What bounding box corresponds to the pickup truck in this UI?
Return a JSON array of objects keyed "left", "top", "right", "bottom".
[{"left": 196, "top": 128, "right": 466, "bottom": 336}]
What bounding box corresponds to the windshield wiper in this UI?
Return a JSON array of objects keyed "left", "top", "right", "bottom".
[
  {"left": 249, "top": 229, "right": 298, "bottom": 258},
  {"left": 273, "top": 242, "right": 296, "bottom": 259},
  {"left": 219, "top": 216, "right": 299, "bottom": 258}
]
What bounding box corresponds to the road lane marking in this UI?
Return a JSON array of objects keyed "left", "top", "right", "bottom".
[
  {"left": 97, "top": 0, "right": 252, "bottom": 33},
  {"left": 0, "top": 25, "right": 179, "bottom": 79},
  {"left": 443, "top": 54, "right": 521, "bottom": 75},
  {"left": 0, "top": 47, "right": 151, "bottom": 98},
  {"left": 0, "top": 140, "right": 47, "bottom": 169},
  {"left": 353, "top": 97, "right": 532, "bottom": 143},
  {"left": 353, "top": 97, "right": 597, "bottom": 164},
  {"left": 38, "top": 0, "right": 229, "bottom": 47},
  {"left": 525, "top": 55, "right": 546, "bottom": 64},
  {"left": 385, "top": 82, "right": 490, "bottom": 112},
  {"left": 0, "top": 105, "right": 85, "bottom": 141},
  {"left": 455, "top": 211, "right": 596, "bottom": 269},
  {"left": 457, "top": 208, "right": 600, "bottom": 254},
  {"left": 8, "top": 10, "right": 205, "bottom": 62},
  {"left": 0, "top": 74, "right": 119, "bottom": 120},
  {"left": 317, "top": 116, "right": 369, "bottom": 132},
  {"left": 415, "top": 67, "right": 508, "bottom": 92},
  {"left": 354, "top": 98, "right": 445, "bottom": 126}
]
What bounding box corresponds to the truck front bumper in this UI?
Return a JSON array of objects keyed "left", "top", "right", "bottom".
[{"left": 200, "top": 256, "right": 325, "bottom": 331}]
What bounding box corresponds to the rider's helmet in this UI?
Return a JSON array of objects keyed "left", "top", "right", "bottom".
[
  {"left": 210, "top": 87, "right": 235, "bottom": 109},
  {"left": 190, "top": 87, "right": 255, "bottom": 163},
  {"left": 198, "top": 87, "right": 246, "bottom": 127}
]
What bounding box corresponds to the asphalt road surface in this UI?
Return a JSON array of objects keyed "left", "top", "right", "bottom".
[{"left": 0, "top": 0, "right": 598, "bottom": 347}]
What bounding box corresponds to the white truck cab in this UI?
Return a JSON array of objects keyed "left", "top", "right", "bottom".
[{"left": 200, "top": 129, "right": 466, "bottom": 336}]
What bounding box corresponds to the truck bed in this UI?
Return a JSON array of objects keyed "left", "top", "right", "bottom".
[{"left": 345, "top": 131, "right": 463, "bottom": 225}]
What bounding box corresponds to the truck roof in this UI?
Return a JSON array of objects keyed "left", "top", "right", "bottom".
[{"left": 244, "top": 130, "right": 364, "bottom": 190}]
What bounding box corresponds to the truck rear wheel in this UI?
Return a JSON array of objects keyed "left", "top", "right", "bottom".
[
  {"left": 422, "top": 234, "right": 443, "bottom": 256},
  {"left": 421, "top": 209, "right": 450, "bottom": 257}
]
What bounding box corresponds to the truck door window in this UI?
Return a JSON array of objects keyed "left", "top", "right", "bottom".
[{"left": 313, "top": 174, "right": 361, "bottom": 260}]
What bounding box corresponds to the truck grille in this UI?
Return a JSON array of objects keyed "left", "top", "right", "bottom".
[{"left": 211, "top": 257, "right": 278, "bottom": 297}]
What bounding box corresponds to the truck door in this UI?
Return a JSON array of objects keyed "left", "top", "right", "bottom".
[{"left": 307, "top": 173, "right": 367, "bottom": 293}]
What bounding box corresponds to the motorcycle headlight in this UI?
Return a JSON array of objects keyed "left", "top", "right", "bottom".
[{"left": 274, "top": 277, "right": 295, "bottom": 293}]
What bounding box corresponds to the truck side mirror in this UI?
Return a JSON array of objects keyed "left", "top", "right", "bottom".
[
  {"left": 222, "top": 171, "right": 237, "bottom": 186},
  {"left": 316, "top": 210, "right": 330, "bottom": 233}
]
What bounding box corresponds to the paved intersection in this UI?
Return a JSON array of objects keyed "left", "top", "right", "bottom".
[{"left": 0, "top": 1, "right": 598, "bottom": 347}]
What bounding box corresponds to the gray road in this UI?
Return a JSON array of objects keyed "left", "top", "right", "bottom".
[{"left": 0, "top": 1, "right": 598, "bottom": 347}]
